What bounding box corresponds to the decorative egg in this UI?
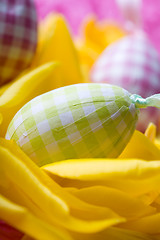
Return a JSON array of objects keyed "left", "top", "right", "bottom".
[
  {"left": 90, "top": 33, "right": 160, "bottom": 131},
  {"left": 5, "top": 83, "right": 139, "bottom": 166},
  {"left": 0, "top": 0, "right": 37, "bottom": 86}
]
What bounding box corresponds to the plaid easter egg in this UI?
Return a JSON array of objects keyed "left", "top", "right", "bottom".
[
  {"left": 0, "top": 0, "right": 37, "bottom": 86},
  {"left": 6, "top": 83, "right": 139, "bottom": 166},
  {"left": 90, "top": 32, "right": 160, "bottom": 131}
]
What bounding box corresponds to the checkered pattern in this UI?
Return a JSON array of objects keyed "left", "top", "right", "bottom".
[
  {"left": 90, "top": 33, "right": 160, "bottom": 131},
  {"left": 6, "top": 83, "right": 139, "bottom": 166},
  {"left": 0, "top": 0, "right": 37, "bottom": 86}
]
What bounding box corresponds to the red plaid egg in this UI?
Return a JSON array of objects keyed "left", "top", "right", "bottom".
[
  {"left": 90, "top": 32, "right": 160, "bottom": 132},
  {"left": 0, "top": 0, "right": 37, "bottom": 86}
]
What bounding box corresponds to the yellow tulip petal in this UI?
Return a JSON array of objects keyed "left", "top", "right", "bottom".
[
  {"left": 0, "top": 140, "right": 69, "bottom": 214},
  {"left": 144, "top": 123, "right": 160, "bottom": 150},
  {"left": 43, "top": 158, "right": 160, "bottom": 181},
  {"left": 0, "top": 62, "right": 58, "bottom": 137},
  {"left": 83, "top": 16, "right": 108, "bottom": 49},
  {"left": 33, "top": 14, "right": 83, "bottom": 85},
  {"left": 0, "top": 171, "right": 124, "bottom": 235},
  {"left": 46, "top": 176, "right": 160, "bottom": 197},
  {"left": 76, "top": 16, "right": 125, "bottom": 69},
  {"left": 0, "top": 62, "right": 58, "bottom": 107},
  {"left": 0, "top": 113, "right": 2, "bottom": 125},
  {"left": 0, "top": 138, "right": 121, "bottom": 221},
  {"left": 0, "top": 80, "right": 13, "bottom": 97},
  {"left": 70, "top": 227, "right": 155, "bottom": 240},
  {"left": 145, "top": 123, "right": 157, "bottom": 142},
  {"left": 0, "top": 194, "right": 72, "bottom": 240},
  {"left": 76, "top": 38, "right": 100, "bottom": 68},
  {"left": 138, "top": 191, "right": 159, "bottom": 206},
  {"left": 43, "top": 159, "right": 160, "bottom": 196},
  {"left": 83, "top": 16, "right": 125, "bottom": 49},
  {"left": 0, "top": 139, "right": 125, "bottom": 233},
  {"left": 155, "top": 139, "right": 160, "bottom": 150},
  {"left": 119, "top": 213, "right": 160, "bottom": 235},
  {"left": 119, "top": 130, "right": 160, "bottom": 160},
  {"left": 66, "top": 186, "right": 155, "bottom": 220}
]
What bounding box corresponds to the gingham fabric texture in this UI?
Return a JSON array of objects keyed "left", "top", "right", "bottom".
[
  {"left": 6, "top": 83, "right": 139, "bottom": 166},
  {"left": 0, "top": 0, "right": 37, "bottom": 86},
  {"left": 90, "top": 33, "right": 160, "bottom": 131}
]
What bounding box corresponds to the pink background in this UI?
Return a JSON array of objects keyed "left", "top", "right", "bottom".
[{"left": 35, "top": 0, "right": 160, "bottom": 54}]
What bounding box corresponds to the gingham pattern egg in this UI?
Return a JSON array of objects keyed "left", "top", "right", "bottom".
[
  {"left": 90, "top": 33, "right": 160, "bottom": 131},
  {"left": 0, "top": 0, "right": 37, "bottom": 86},
  {"left": 6, "top": 83, "right": 139, "bottom": 166}
]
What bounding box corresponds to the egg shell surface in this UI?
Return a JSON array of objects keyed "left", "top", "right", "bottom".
[
  {"left": 0, "top": 0, "right": 37, "bottom": 86},
  {"left": 6, "top": 83, "right": 139, "bottom": 166}
]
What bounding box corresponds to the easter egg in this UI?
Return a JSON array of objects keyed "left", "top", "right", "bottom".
[
  {"left": 90, "top": 33, "right": 160, "bottom": 131},
  {"left": 0, "top": 0, "right": 37, "bottom": 86},
  {"left": 6, "top": 83, "right": 139, "bottom": 166}
]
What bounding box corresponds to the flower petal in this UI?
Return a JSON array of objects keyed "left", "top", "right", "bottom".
[
  {"left": 83, "top": 16, "right": 125, "bottom": 49},
  {"left": 119, "top": 130, "right": 160, "bottom": 160},
  {"left": 0, "top": 139, "right": 125, "bottom": 233},
  {"left": 66, "top": 186, "right": 155, "bottom": 220},
  {"left": 43, "top": 159, "right": 160, "bottom": 196},
  {"left": 119, "top": 213, "right": 160, "bottom": 235},
  {"left": 76, "top": 16, "right": 125, "bottom": 69},
  {"left": 70, "top": 226, "right": 155, "bottom": 240},
  {"left": 33, "top": 14, "right": 84, "bottom": 85},
  {"left": 43, "top": 158, "right": 160, "bottom": 181},
  {"left": 0, "top": 62, "right": 58, "bottom": 137},
  {"left": 144, "top": 123, "right": 156, "bottom": 142},
  {"left": 0, "top": 195, "right": 72, "bottom": 240}
]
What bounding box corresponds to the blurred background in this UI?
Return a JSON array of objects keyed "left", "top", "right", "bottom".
[{"left": 35, "top": 0, "right": 160, "bottom": 53}]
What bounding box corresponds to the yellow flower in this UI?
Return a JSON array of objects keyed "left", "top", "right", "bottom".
[
  {"left": 32, "top": 14, "right": 83, "bottom": 84},
  {"left": 1, "top": 124, "right": 160, "bottom": 239},
  {"left": 41, "top": 124, "right": 160, "bottom": 239},
  {"left": 119, "top": 127, "right": 160, "bottom": 160},
  {"left": 0, "top": 138, "right": 125, "bottom": 239},
  {"left": 75, "top": 16, "right": 125, "bottom": 80}
]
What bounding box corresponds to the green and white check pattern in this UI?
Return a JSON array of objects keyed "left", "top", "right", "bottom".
[{"left": 6, "top": 83, "right": 139, "bottom": 166}]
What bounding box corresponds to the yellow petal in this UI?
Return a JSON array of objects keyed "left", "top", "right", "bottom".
[
  {"left": 144, "top": 123, "right": 157, "bottom": 142},
  {"left": 83, "top": 16, "right": 125, "bottom": 49},
  {"left": 0, "top": 113, "right": 2, "bottom": 125},
  {"left": 76, "top": 16, "right": 125, "bottom": 69},
  {"left": 43, "top": 159, "right": 160, "bottom": 196},
  {"left": 75, "top": 38, "right": 100, "bottom": 69},
  {"left": 144, "top": 124, "right": 160, "bottom": 150},
  {"left": 0, "top": 194, "right": 72, "bottom": 240},
  {"left": 119, "top": 130, "right": 160, "bottom": 160},
  {"left": 66, "top": 186, "right": 155, "bottom": 220},
  {"left": 119, "top": 213, "right": 160, "bottom": 235},
  {"left": 155, "top": 138, "right": 160, "bottom": 150},
  {"left": 0, "top": 62, "right": 58, "bottom": 137},
  {"left": 0, "top": 140, "right": 69, "bottom": 214},
  {"left": 138, "top": 191, "right": 159, "bottom": 206},
  {"left": 43, "top": 158, "right": 160, "bottom": 181},
  {"left": 0, "top": 80, "right": 13, "bottom": 97},
  {"left": 33, "top": 14, "right": 84, "bottom": 86},
  {"left": 70, "top": 227, "right": 154, "bottom": 240},
  {"left": 0, "top": 139, "right": 125, "bottom": 233}
]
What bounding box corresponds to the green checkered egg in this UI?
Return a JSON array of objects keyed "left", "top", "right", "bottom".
[{"left": 6, "top": 83, "right": 139, "bottom": 166}]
